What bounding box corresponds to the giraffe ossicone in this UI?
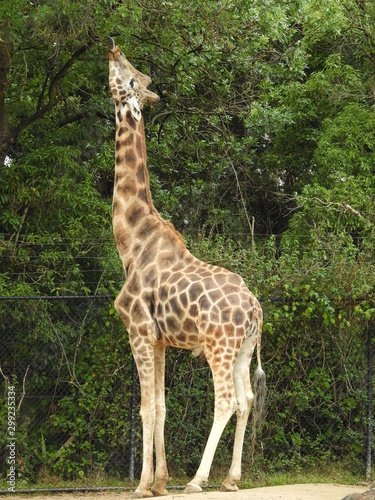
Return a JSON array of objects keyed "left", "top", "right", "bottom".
[{"left": 107, "top": 38, "right": 266, "bottom": 499}]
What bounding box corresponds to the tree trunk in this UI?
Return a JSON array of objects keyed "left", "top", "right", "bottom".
[{"left": 0, "top": 39, "right": 13, "bottom": 167}]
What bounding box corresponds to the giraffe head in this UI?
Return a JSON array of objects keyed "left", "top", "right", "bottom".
[{"left": 107, "top": 36, "right": 159, "bottom": 119}]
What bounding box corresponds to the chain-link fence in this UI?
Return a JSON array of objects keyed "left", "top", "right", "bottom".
[
  {"left": 0, "top": 295, "right": 373, "bottom": 491},
  {"left": 0, "top": 296, "right": 137, "bottom": 487}
]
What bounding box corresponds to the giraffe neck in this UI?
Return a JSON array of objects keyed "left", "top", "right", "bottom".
[{"left": 112, "top": 104, "right": 158, "bottom": 263}]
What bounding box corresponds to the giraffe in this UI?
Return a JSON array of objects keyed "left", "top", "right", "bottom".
[{"left": 106, "top": 37, "right": 266, "bottom": 498}]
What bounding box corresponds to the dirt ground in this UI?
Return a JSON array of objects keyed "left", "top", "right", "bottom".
[{"left": 8, "top": 484, "right": 369, "bottom": 500}]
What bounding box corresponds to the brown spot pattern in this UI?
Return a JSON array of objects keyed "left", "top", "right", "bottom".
[
  {"left": 126, "top": 110, "right": 136, "bottom": 129},
  {"left": 109, "top": 60, "right": 263, "bottom": 453}
]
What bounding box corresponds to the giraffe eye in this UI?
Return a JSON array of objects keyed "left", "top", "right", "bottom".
[{"left": 130, "top": 78, "right": 135, "bottom": 88}]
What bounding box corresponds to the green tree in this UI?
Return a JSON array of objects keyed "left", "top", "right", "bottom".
[
  {"left": 0, "top": 0, "right": 120, "bottom": 295},
  {"left": 1, "top": 0, "right": 375, "bottom": 485}
]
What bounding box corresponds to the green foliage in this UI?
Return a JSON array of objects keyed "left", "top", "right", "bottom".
[
  {"left": 0, "top": 297, "right": 133, "bottom": 482},
  {"left": 186, "top": 226, "right": 373, "bottom": 474}
]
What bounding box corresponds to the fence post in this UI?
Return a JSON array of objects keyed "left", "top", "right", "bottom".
[
  {"left": 366, "top": 322, "right": 373, "bottom": 483},
  {"left": 129, "top": 356, "right": 137, "bottom": 482}
]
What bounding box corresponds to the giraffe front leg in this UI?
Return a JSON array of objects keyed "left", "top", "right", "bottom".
[
  {"left": 116, "top": 291, "right": 160, "bottom": 498},
  {"left": 151, "top": 344, "right": 169, "bottom": 497},
  {"left": 130, "top": 339, "right": 156, "bottom": 499}
]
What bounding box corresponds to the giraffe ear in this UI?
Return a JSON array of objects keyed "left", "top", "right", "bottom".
[
  {"left": 138, "top": 73, "right": 152, "bottom": 88},
  {"left": 144, "top": 88, "right": 160, "bottom": 104}
]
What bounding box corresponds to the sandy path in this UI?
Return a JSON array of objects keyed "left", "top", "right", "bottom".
[{"left": 7, "top": 483, "right": 368, "bottom": 500}]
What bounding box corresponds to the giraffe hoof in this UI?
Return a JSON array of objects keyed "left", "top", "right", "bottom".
[
  {"left": 220, "top": 482, "right": 238, "bottom": 492},
  {"left": 132, "top": 490, "right": 153, "bottom": 499},
  {"left": 183, "top": 484, "right": 202, "bottom": 494},
  {"left": 151, "top": 487, "right": 168, "bottom": 497}
]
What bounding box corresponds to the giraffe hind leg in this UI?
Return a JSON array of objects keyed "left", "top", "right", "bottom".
[
  {"left": 184, "top": 395, "right": 235, "bottom": 493},
  {"left": 184, "top": 338, "right": 237, "bottom": 493},
  {"left": 221, "top": 334, "right": 257, "bottom": 492}
]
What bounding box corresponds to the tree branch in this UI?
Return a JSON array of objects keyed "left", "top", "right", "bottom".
[
  {"left": 0, "top": 365, "right": 10, "bottom": 399},
  {"left": 17, "top": 365, "right": 30, "bottom": 412},
  {"left": 342, "top": 200, "right": 364, "bottom": 219},
  {"left": 11, "top": 41, "right": 94, "bottom": 142}
]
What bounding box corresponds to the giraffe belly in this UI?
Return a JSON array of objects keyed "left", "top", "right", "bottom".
[{"left": 155, "top": 311, "right": 200, "bottom": 350}]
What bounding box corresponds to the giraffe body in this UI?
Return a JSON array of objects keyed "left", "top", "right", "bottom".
[{"left": 107, "top": 41, "right": 266, "bottom": 498}]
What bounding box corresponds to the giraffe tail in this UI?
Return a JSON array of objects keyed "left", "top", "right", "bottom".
[
  {"left": 253, "top": 365, "right": 266, "bottom": 431},
  {"left": 251, "top": 308, "right": 266, "bottom": 461}
]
